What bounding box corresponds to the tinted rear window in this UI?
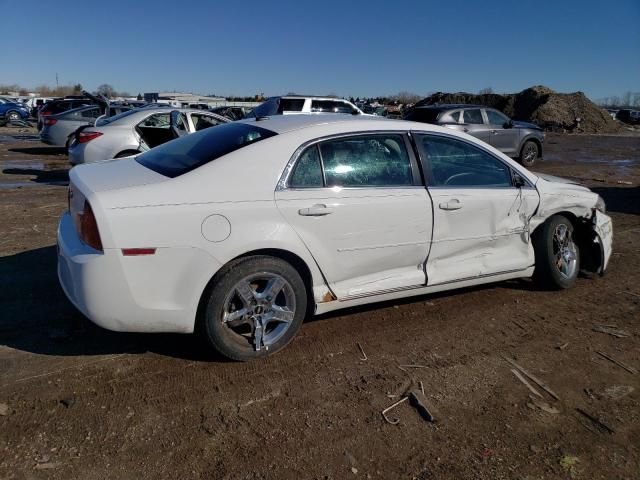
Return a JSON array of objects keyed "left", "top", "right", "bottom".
[
  {"left": 136, "top": 122, "right": 277, "bottom": 178},
  {"left": 404, "top": 108, "right": 443, "bottom": 123}
]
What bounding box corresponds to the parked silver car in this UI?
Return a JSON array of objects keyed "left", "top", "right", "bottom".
[
  {"left": 68, "top": 108, "right": 230, "bottom": 165},
  {"left": 405, "top": 105, "right": 544, "bottom": 166},
  {"left": 39, "top": 105, "right": 133, "bottom": 148}
]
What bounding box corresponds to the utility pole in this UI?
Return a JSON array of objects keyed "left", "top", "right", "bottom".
[{"left": 56, "top": 73, "right": 59, "bottom": 89}]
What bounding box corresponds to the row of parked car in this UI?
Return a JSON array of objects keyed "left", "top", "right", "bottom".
[{"left": 32, "top": 94, "right": 547, "bottom": 167}]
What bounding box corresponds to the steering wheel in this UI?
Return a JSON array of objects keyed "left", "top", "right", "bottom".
[{"left": 444, "top": 172, "right": 476, "bottom": 186}]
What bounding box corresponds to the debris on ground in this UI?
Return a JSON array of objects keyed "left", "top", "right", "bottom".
[
  {"left": 595, "top": 351, "right": 637, "bottom": 374},
  {"left": 527, "top": 395, "right": 560, "bottom": 414},
  {"left": 0, "top": 403, "right": 9, "bottom": 416},
  {"left": 356, "top": 341, "right": 367, "bottom": 361},
  {"left": 575, "top": 408, "right": 615, "bottom": 434},
  {"left": 601, "top": 385, "right": 634, "bottom": 400},
  {"left": 60, "top": 398, "right": 76, "bottom": 408},
  {"left": 408, "top": 390, "right": 436, "bottom": 422},
  {"left": 592, "top": 325, "right": 631, "bottom": 338},
  {"left": 504, "top": 356, "right": 560, "bottom": 400},
  {"left": 381, "top": 397, "right": 408, "bottom": 425},
  {"left": 413, "top": 85, "right": 621, "bottom": 133},
  {"left": 511, "top": 368, "right": 543, "bottom": 398}
]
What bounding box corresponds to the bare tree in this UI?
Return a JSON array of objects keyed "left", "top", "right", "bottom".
[
  {"left": 97, "top": 84, "right": 116, "bottom": 98},
  {"left": 478, "top": 87, "right": 494, "bottom": 95},
  {"left": 394, "top": 91, "right": 422, "bottom": 105}
]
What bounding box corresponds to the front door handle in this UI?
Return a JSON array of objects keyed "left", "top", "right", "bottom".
[
  {"left": 439, "top": 199, "right": 462, "bottom": 211},
  {"left": 298, "top": 204, "right": 334, "bottom": 216}
]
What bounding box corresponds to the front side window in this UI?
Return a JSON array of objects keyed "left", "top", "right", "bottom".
[
  {"left": 320, "top": 134, "right": 413, "bottom": 187},
  {"left": 311, "top": 100, "right": 357, "bottom": 114},
  {"left": 418, "top": 135, "right": 512, "bottom": 187},
  {"left": 439, "top": 110, "right": 460, "bottom": 123},
  {"left": 485, "top": 109, "right": 508, "bottom": 125},
  {"left": 462, "top": 109, "right": 484, "bottom": 124},
  {"left": 279, "top": 98, "right": 305, "bottom": 112}
]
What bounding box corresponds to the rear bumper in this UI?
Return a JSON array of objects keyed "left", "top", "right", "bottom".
[{"left": 57, "top": 211, "right": 220, "bottom": 333}]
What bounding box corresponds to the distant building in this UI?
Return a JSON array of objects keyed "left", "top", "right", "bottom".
[{"left": 144, "top": 92, "right": 260, "bottom": 109}]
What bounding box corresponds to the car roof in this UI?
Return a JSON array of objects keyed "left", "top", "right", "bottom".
[
  {"left": 273, "top": 95, "right": 353, "bottom": 102},
  {"left": 237, "top": 113, "right": 442, "bottom": 135},
  {"left": 105, "top": 107, "right": 229, "bottom": 125},
  {"left": 414, "top": 104, "right": 488, "bottom": 110}
]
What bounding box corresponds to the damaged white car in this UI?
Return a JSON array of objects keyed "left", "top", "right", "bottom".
[{"left": 57, "top": 115, "right": 612, "bottom": 361}]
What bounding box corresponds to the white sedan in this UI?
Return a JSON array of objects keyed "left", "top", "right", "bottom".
[{"left": 58, "top": 115, "right": 612, "bottom": 361}]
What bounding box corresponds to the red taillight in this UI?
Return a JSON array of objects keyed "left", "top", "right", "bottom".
[
  {"left": 78, "top": 131, "right": 103, "bottom": 143},
  {"left": 76, "top": 201, "right": 102, "bottom": 251},
  {"left": 41, "top": 110, "right": 52, "bottom": 116},
  {"left": 43, "top": 117, "right": 57, "bottom": 126}
]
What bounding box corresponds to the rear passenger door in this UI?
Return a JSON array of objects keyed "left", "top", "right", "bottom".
[
  {"left": 461, "top": 108, "right": 491, "bottom": 144},
  {"left": 275, "top": 133, "right": 432, "bottom": 300}
]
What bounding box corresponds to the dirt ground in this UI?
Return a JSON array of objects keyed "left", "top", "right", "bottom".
[{"left": 0, "top": 127, "right": 638, "bottom": 480}]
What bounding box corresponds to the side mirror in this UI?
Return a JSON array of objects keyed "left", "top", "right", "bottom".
[
  {"left": 503, "top": 120, "right": 514, "bottom": 129},
  {"left": 514, "top": 174, "right": 526, "bottom": 188}
]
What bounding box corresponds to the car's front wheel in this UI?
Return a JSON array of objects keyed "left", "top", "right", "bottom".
[
  {"left": 201, "top": 256, "right": 307, "bottom": 361},
  {"left": 533, "top": 215, "right": 580, "bottom": 289},
  {"left": 6, "top": 110, "right": 21, "bottom": 122},
  {"left": 519, "top": 140, "right": 539, "bottom": 167}
]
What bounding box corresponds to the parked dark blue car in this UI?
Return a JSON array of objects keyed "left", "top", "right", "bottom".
[{"left": 0, "top": 97, "right": 31, "bottom": 121}]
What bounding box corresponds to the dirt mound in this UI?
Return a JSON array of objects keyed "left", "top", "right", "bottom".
[{"left": 414, "top": 85, "right": 621, "bottom": 133}]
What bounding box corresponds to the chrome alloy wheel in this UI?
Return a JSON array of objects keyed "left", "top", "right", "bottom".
[
  {"left": 553, "top": 223, "right": 578, "bottom": 278},
  {"left": 221, "top": 273, "right": 296, "bottom": 351}
]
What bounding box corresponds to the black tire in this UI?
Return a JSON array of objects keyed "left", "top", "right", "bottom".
[
  {"left": 519, "top": 140, "right": 539, "bottom": 167},
  {"left": 65, "top": 136, "right": 74, "bottom": 152},
  {"left": 6, "top": 110, "right": 20, "bottom": 122},
  {"left": 201, "top": 255, "right": 307, "bottom": 361},
  {"left": 115, "top": 150, "right": 140, "bottom": 158},
  {"left": 532, "top": 215, "right": 580, "bottom": 290}
]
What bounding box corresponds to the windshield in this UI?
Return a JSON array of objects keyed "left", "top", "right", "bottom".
[{"left": 136, "top": 122, "right": 277, "bottom": 178}]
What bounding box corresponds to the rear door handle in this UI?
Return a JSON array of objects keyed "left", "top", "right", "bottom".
[
  {"left": 439, "top": 199, "right": 462, "bottom": 211},
  {"left": 298, "top": 204, "right": 334, "bottom": 216}
]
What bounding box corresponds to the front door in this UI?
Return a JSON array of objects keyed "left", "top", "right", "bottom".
[
  {"left": 414, "top": 132, "right": 539, "bottom": 285},
  {"left": 484, "top": 109, "right": 519, "bottom": 155},
  {"left": 275, "top": 133, "right": 432, "bottom": 300}
]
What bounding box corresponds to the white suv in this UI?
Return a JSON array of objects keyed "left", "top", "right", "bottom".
[{"left": 248, "top": 96, "right": 363, "bottom": 117}]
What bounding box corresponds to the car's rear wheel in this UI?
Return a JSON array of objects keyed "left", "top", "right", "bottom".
[
  {"left": 533, "top": 215, "right": 580, "bottom": 289},
  {"left": 201, "top": 256, "right": 307, "bottom": 361},
  {"left": 6, "top": 110, "right": 20, "bottom": 122},
  {"left": 519, "top": 140, "right": 539, "bottom": 167}
]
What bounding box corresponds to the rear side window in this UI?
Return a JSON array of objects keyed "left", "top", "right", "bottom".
[
  {"left": 462, "top": 109, "right": 484, "bottom": 124},
  {"left": 311, "top": 100, "right": 357, "bottom": 114},
  {"left": 288, "top": 134, "right": 413, "bottom": 188},
  {"left": 136, "top": 122, "right": 277, "bottom": 178},
  {"left": 418, "top": 135, "right": 512, "bottom": 187},
  {"left": 404, "top": 108, "right": 442, "bottom": 124},
  {"left": 279, "top": 99, "right": 305, "bottom": 112}
]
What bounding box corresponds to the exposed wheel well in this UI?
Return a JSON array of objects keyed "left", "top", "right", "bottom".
[
  {"left": 195, "top": 249, "right": 317, "bottom": 331},
  {"left": 115, "top": 149, "right": 140, "bottom": 158},
  {"left": 532, "top": 211, "right": 602, "bottom": 274}
]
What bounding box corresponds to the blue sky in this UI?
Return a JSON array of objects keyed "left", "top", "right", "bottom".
[{"left": 2, "top": 0, "right": 639, "bottom": 100}]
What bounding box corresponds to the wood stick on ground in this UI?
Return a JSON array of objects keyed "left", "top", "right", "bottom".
[
  {"left": 398, "top": 364, "right": 429, "bottom": 369},
  {"left": 592, "top": 325, "right": 631, "bottom": 338},
  {"left": 575, "top": 408, "right": 615, "bottom": 434},
  {"left": 503, "top": 356, "right": 560, "bottom": 400},
  {"left": 356, "top": 342, "right": 367, "bottom": 361},
  {"left": 511, "top": 369, "right": 543, "bottom": 398},
  {"left": 596, "top": 351, "right": 638, "bottom": 374},
  {"left": 618, "top": 291, "right": 640, "bottom": 299}
]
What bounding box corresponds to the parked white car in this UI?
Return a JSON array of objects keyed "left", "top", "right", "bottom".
[
  {"left": 247, "top": 96, "right": 364, "bottom": 117},
  {"left": 58, "top": 115, "right": 612, "bottom": 361},
  {"left": 67, "top": 107, "right": 229, "bottom": 165}
]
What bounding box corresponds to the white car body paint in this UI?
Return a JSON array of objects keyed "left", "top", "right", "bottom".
[{"left": 58, "top": 115, "right": 612, "bottom": 334}]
